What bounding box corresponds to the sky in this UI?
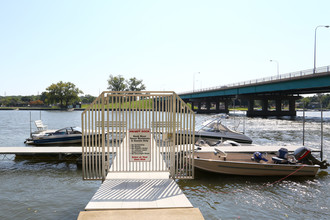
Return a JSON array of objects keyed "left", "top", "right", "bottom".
[{"left": 1, "top": 0, "right": 330, "bottom": 96}]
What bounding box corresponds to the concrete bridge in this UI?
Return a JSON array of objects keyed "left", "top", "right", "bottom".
[{"left": 179, "top": 65, "right": 330, "bottom": 117}]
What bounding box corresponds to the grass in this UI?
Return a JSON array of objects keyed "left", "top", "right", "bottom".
[{"left": 84, "top": 99, "right": 153, "bottom": 110}]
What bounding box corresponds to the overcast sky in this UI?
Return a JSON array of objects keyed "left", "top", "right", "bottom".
[{"left": 1, "top": 0, "right": 330, "bottom": 96}]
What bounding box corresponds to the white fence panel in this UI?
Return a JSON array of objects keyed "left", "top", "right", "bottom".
[{"left": 81, "top": 91, "right": 195, "bottom": 181}]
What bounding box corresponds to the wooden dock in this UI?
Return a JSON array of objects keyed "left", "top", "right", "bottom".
[
  {"left": 0, "top": 146, "right": 82, "bottom": 154},
  {"left": 85, "top": 173, "right": 192, "bottom": 210},
  {"left": 78, "top": 208, "right": 204, "bottom": 220},
  {"left": 79, "top": 171, "right": 204, "bottom": 219},
  {"left": 78, "top": 131, "right": 204, "bottom": 219},
  {"left": 0, "top": 146, "right": 83, "bottom": 161},
  {"left": 0, "top": 145, "right": 319, "bottom": 155}
]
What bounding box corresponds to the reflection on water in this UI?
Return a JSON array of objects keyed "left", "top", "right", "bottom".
[{"left": 0, "top": 110, "right": 329, "bottom": 219}]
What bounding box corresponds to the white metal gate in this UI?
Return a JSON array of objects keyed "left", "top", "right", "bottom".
[{"left": 81, "top": 91, "right": 195, "bottom": 181}]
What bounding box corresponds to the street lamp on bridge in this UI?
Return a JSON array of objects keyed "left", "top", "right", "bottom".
[
  {"left": 270, "top": 59, "right": 279, "bottom": 77},
  {"left": 314, "top": 25, "right": 329, "bottom": 73},
  {"left": 193, "top": 72, "right": 200, "bottom": 92}
]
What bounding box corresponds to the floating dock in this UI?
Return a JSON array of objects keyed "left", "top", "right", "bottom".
[
  {"left": 78, "top": 208, "right": 204, "bottom": 220},
  {"left": 0, "top": 145, "right": 320, "bottom": 156},
  {"left": 0, "top": 146, "right": 82, "bottom": 154},
  {"left": 0, "top": 146, "right": 82, "bottom": 161},
  {"left": 82, "top": 172, "right": 195, "bottom": 210}
]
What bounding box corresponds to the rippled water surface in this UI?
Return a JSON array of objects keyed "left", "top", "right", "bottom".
[{"left": 0, "top": 110, "right": 329, "bottom": 220}]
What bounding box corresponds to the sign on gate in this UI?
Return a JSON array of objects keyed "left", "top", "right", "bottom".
[{"left": 129, "top": 129, "right": 151, "bottom": 162}]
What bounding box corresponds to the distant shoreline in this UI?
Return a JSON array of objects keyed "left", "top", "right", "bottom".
[
  {"left": 0, "top": 107, "right": 85, "bottom": 111},
  {"left": 0, "top": 107, "right": 329, "bottom": 112}
]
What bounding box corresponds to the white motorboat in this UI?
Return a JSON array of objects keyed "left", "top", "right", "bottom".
[
  {"left": 25, "top": 120, "right": 82, "bottom": 145},
  {"left": 25, "top": 126, "right": 82, "bottom": 145},
  {"left": 176, "top": 117, "right": 252, "bottom": 145},
  {"left": 195, "top": 118, "right": 252, "bottom": 144}
]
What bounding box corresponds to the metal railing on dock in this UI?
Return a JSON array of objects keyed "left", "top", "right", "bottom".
[{"left": 81, "top": 91, "right": 195, "bottom": 181}]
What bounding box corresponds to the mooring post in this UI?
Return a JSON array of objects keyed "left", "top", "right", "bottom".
[
  {"left": 303, "top": 102, "right": 305, "bottom": 146},
  {"left": 320, "top": 100, "right": 323, "bottom": 161}
]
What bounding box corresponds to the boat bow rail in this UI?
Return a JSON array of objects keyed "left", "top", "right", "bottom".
[{"left": 81, "top": 91, "right": 195, "bottom": 181}]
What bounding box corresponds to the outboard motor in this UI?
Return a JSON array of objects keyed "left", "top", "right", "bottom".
[
  {"left": 294, "top": 147, "right": 311, "bottom": 161},
  {"left": 294, "top": 147, "right": 329, "bottom": 169},
  {"left": 252, "top": 152, "right": 268, "bottom": 162}
]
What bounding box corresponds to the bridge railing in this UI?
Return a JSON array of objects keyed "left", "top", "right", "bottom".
[{"left": 181, "top": 65, "right": 330, "bottom": 94}]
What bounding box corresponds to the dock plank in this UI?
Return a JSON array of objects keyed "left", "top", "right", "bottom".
[
  {"left": 0, "top": 147, "right": 82, "bottom": 154},
  {"left": 78, "top": 208, "right": 204, "bottom": 220}
]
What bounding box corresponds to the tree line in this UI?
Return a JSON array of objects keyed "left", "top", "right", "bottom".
[
  {"left": 0, "top": 75, "right": 146, "bottom": 109},
  {"left": 300, "top": 94, "right": 330, "bottom": 109}
]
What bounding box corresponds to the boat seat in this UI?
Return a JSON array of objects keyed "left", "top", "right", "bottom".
[
  {"left": 272, "top": 157, "right": 288, "bottom": 164},
  {"left": 272, "top": 147, "right": 289, "bottom": 164},
  {"left": 35, "top": 120, "right": 47, "bottom": 131}
]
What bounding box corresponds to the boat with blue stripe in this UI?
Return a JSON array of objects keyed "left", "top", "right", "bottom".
[{"left": 25, "top": 127, "right": 82, "bottom": 145}]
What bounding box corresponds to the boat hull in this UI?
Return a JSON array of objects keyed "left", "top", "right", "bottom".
[
  {"left": 176, "top": 130, "right": 253, "bottom": 144},
  {"left": 194, "top": 158, "right": 319, "bottom": 176},
  {"left": 25, "top": 135, "right": 82, "bottom": 145}
]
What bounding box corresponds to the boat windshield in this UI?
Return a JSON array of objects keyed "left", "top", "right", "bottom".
[
  {"left": 54, "top": 127, "right": 82, "bottom": 135},
  {"left": 201, "top": 121, "right": 229, "bottom": 132}
]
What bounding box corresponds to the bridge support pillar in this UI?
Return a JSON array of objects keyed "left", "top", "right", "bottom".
[
  {"left": 198, "top": 102, "right": 202, "bottom": 111},
  {"left": 276, "top": 98, "right": 282, "bottom": 112},
  {"left": 289, "top": 99, "right": 296, "bottom": 114},
  {"left": 225, "top": 101, "right": 229, "bottom": 113},
  {"left": 262, "top": 98, "right": 268, "bottom": 114},
  {"left": 245, "top": 95, "right": 300, "bottom": 117},
  {"left": 183, "top": 98, "right": 230, "bottom": 114}
]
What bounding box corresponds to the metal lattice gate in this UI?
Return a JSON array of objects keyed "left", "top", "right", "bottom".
[{"left": 81, "top": 91, "right": 195, "bottom": 181}]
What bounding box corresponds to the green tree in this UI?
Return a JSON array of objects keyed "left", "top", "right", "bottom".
[
  {"left": 46, "top": 81, "right": 83, "bottom": 108},
  {"left": 126, "top": 77, "right": 146, "bottom": 91},
  {"left": 2, "top": 97, "right": 20, "bottom": 107},
  {"left": 21, "top": 96, "right": 32, "bottom": 103},
  {"left": 40, "top": 92, "right": 49, "bottom": 105},
  {"left": 80, "top": 94, "right": 96, "bottom": 103},
  {"left": 301, "top": 97, "right": 311, "bottom": 108},
  {"left": 107, "top": 75, "right": 127, "bottom": 91}
]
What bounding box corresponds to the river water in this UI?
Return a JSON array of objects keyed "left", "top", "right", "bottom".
[{"left": 0, "top": 110, "right": 329, "bottom": 220}]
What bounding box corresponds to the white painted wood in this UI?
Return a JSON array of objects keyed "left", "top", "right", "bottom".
[
  {"left": 81, "top": 91, "right": 195, "bottom": 180},
  {"left": 0, "top": 147, "right": 82, "bottom": 154},
  {"left": 106, "top": 172, "right": 169, "bottom": 180},
  {"left": 85, "top": 178, "right": 192, "bottom": 210}
]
